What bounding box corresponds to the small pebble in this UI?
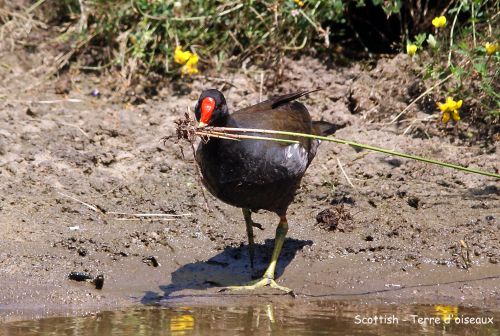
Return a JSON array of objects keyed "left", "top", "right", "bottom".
[
  {"left": 143, "top": 256, "right": 160, "bottom": 267},
  {"left": 68, "top": 272, "right": 93, "bottom": 282},
  {"left": 90, "top": 89, "right": 101, "bottom": 97},
  {"left": 94, "top": 274, "right": 104, "bottom": 290}
]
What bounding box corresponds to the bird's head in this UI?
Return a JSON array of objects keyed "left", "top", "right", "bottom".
[{"left": 194, "top": 89, "right": 229, "bottom": 128}]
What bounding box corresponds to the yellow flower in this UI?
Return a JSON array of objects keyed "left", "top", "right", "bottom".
[
  {"left": 181, "top": 53, "right": 199, "bottom": 76},
  {"left": 174, "top": 46, "right": 193, "bottom": 65},
  {"left": 406, "top": 44, "right": 417, "bottom": 56},
  {"left": 432, "top": 16, "right": 447, "bottom": 28},
  {"left": 485, "top": 42, "right": 498, "bottom": 56},
  {"left": 174, "top": 45, "right": 199, "bottom": 76},
  {"left": 437, "top": 97, "right": 462, "bottom": 123},
  {"left": 294, "top": 0, "right": 304, "bottom": 7}
]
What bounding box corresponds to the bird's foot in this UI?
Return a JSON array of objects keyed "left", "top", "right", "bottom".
[{"left": 219, "top": 277, "right": 294, "bottom": 296}]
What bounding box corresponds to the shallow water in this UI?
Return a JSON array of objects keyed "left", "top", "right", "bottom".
[{"left": 1, "top": 301, "right": 499, "bottom": 336}]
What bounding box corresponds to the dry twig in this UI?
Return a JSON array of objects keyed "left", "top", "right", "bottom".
[
  {"left": 58, "top": 191, "right": 189, "bottom": 221},
  {"left": 336, "top": 158, "right": 355, "bottom": 188}
]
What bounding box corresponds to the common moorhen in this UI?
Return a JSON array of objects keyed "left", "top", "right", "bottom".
[{"left": 194, "top": 89, "right": 338, "bottom": 294}]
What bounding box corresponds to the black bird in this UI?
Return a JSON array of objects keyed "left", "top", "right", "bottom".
[{"left": 194, "top": 89, "right": 338, "bottom": 294}]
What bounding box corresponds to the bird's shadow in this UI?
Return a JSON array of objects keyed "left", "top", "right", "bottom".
[{"left": 141, "top": 238, "right": 312, "bottom": 303}]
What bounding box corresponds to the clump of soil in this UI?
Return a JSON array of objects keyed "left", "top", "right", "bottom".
[{"left": 315, "top": 204, "right": 353, "bottom": 232}]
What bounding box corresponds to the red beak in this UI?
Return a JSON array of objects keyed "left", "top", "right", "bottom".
[{"left": 199, "top": 97, "right": 215, "bottom": 127}]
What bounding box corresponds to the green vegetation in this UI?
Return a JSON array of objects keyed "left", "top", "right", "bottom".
[
  {"left": 51, "top": 0, "right": 349, "bottom": 74},
  {"left": 45, "top": 1, "right": 462, "bottom": 73},
  {"left": 404, "top": 1, "right": 499, "bottom": 138}
]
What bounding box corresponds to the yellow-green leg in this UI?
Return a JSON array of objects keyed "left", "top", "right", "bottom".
[{"left": 221, "top": 215, "right": 293, "bottom": 295}]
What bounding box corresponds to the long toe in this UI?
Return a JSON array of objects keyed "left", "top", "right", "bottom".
[{"left": 219, "top": 278, "right": 294, "bottom": 296}]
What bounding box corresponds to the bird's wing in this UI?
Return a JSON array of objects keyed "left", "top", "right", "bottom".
[
  {"left": 312, "top": 120, "right": 340, "bottom": 136},
  {"left": 269, "top": 89, "right": 321, "bottom": 109},
  {"left": 236, "top": 89, "right": 321, "bottom": 114}
]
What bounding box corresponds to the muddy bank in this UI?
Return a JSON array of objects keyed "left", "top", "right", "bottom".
[{"left": 0, "top": 45, "right": 499, "bottom": 322}]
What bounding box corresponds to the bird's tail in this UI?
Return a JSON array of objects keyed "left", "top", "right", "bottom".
[{"left": 312, "top": 121, "right": 342, "bottom": 136}]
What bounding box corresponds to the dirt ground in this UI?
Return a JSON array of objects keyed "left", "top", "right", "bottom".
[{"left": 0, "top": 40, "right": 499, "bottom": 323}]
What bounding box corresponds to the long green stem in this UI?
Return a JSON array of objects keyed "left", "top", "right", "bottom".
[
  {"left": 447, "top": 1, "right": 464, "bottom": 68},
  {"left": 472, "top": 1, "right": 476, "bottom": 48},
  {"left": 202, "top": 127, "right": 500, "bottom": 179}
]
